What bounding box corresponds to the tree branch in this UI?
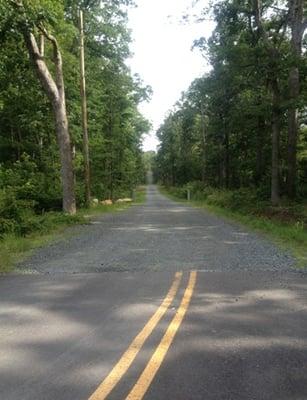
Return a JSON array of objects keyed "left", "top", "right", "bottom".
[
  {"left": 8, "top": 0, "right": 22, "bottom": 7},
  {"left": 38, "top": 25, "right": 64, "bottom": 99},
  {"left": 23, "top": 31, "right": 59, "bottom": 104}
]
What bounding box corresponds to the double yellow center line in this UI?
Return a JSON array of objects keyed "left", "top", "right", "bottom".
[{"left": 88, "top": 271, "right": 197, "bottom": 400}]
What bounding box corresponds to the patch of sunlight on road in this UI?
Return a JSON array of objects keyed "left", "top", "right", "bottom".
[
  {"left": 0, "top": 304, "right": 89, "bottom": 344},
  {"left": 0, "top": 348, "right": 37, "bottom": 375},
  {"left": 171, "top": 227, "right": 193, "bottom": 230},
  {"left": 112, "top": 225, "right": 203, "bottom": 233},
  {"left": 129, "top": 248, "right": 149, "bottom": 252},
  {"left": 112, "top": 225, "right": 162, "bottom": 232},
  {"left": 168, "top": 208, "right": 190, "bottom": 213},
  {"left": 144, "top": 208, "right": 193, "bottom": 214},
  {"left": 144, "top": 207, "right": 191, "bottom": 213},
  {"left": 193, "top": 287, "right": 304, "bottom": 314},
  {"left": 183, "top": 285, "right": 307, "bottom": 354},
  {"left": 248, "top": 289, "right": 297, "bottom": 301},
  {"left": 114, "top": 303, "right": 158, "bottom": 319},
  {"left": 189, "top": 336, "right": 307, "bottom": 351}
]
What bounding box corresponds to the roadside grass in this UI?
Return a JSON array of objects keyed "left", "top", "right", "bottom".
[
  {"left": 0, "top": 213, "right": 84, "bottom": 273},
  {"left": 160, "top": 186, "right": 307, "bottom": 269},
  {"left": 0, "top": 186, "right": 146, "bottom": 273}
]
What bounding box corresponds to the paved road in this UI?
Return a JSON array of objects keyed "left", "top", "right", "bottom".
[{"left": 1, "top": 186, "right": 306, "bottom": 399}]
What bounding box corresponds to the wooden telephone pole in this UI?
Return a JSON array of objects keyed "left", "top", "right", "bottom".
[{"left": 79, "top": 9, "right": 91, "bottom": 207}]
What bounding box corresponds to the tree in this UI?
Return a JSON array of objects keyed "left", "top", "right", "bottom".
[
  {"left": 286, "top": 0, "right": 306, "bottom": 198},
  {"left": 7, "top": 0, "right": 76, "bottom": 214},
  {"left": 0, "top": 0, "right": 151, "bottom": 224},
  {"left": 79, "top": 8, "right": 91, "bottom": 207},
  {"left": 156, "top": 0, "right": 307, "bottom": 205}
]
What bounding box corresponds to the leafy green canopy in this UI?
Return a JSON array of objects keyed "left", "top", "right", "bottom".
[
  {"left": 0, "top": 0, "right": 151, "bottom": 233},
  {"left": 156, "top": 0, "right": 307, "bottom": 200}
]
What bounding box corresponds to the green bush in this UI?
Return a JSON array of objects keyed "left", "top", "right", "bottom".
[
  {"left": 168, "top": 186, "right": 187, "bottom": 199},
  {"left": 206, "top": 190, "right": 233, "bottom": 208},
  {"left": 0, "top": 155, "right": 62, "bottom": 212},
  {"left": 167, "top": 181, "right": 268, "bottom": 214},
  {"left": 0, "top": 217, "right": 15, "bottom": 236},
  {"left": 0, "top": 189, "right": 37, "bottom": 236},
  {"left": 205, "top": 188, "right": 261, "bottom": 212}
]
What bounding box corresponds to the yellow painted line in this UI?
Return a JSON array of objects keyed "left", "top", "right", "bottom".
[
  {"left": 125, "top": 270, "right": 197, "bottom": 400},
  {"left": 88, "top": 271, "right": 182, "bottom": 400}
]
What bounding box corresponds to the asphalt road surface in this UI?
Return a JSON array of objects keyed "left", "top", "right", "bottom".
[{"left": 1, "top": 186, "right": 306, "bottom": 400}]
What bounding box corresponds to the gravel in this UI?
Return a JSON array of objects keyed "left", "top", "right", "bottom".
[{"left": 19, "top": 185, "right": 296, "bottom": 274}]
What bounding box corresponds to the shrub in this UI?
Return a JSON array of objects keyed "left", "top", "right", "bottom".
[
  {"left": 0, "top": 217, "right": 15, "bottom": 237},
  {"left": 175, "top": 181, "right": 265, "bottom": 213},
  {"left": 0, "top": 155, "right": 62, "bottom": 212},
  {"left": 0, "top": 189, "right": 37, "bottom": 236}
]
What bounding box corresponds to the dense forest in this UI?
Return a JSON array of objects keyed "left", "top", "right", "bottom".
[
  {"left": 0, "top": 0, "right": 150, "bottom": 237},
  {"left": 0, "top": 0, "right": 306, "bottom": 256},
  {"left": 156, "top": 0, "right": 307, "bottom": 206}
]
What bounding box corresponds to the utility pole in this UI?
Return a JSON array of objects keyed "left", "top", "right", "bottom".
[{"left": 79, "top": 9, "right": 91, "bottom": 207}]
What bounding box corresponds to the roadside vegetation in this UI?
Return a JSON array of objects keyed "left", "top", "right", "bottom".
[
  {"left": 0, "top": 1, "right": 150, "bottom": 273},
  {"left": 154, "top": 1, "right": 306, "bottom": 267},
  {"left": 161, "top": 184, "right": 307, "bottom": 268},
  {"left": 155, "top": 1, "right": 306, "bottom": 207},
  {"left": 0, "top": 0, "right": 151, "bottom": 214},
  {"left": 0, "top": 186, "right": 146, "bottom": 273}
]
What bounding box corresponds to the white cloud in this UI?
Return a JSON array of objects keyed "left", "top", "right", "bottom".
[{"left": 126, "top": 0, "right": 215, "bottom": 152}]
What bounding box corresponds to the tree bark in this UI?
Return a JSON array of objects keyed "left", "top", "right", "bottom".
[
  {"left": 271, "top": 79, "right": 281, "bottom": 206},
  {"left": 23, "top": 30, "right": 76, "bottom": 214},
  {"left": 254, "top": 0, "right": 281, "bottom": 205},
  {"left": 287, "top": 67, "right": 299, "bottom": 198},
  {"left": 200, "top": 104, "right": 206, "bottom": 183},
  {"left": 79, "top": 9, "right": 91, "bottom": 207},
  {"left": 286, "top": 0, "right": 305, "bottom": 198},
  {"left": 255, "top": 116, "right": 265, "bottom": 184},
  {"left": 224, "top": 128, "right": 230, "bottom": 189},
  {"left": 54, "top": 97, "right": 76, "bottom": 214}
]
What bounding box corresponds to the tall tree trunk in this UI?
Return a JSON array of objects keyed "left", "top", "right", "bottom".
[
  {"left": 54, "top": 100, "right": 76, "bottom": 213},
  {"left": 224, "top": 129, "right": 230, "bottom": 189},
  {"left": 17, "top": 127, "right": 22, "bottom": 161},
  {"left": 286, "top": 0, "right": 305, "bottom": 198},
  {"left": 23, "top": 30, "right": 76, "bottom": 214},
  {"left": 287, "top": 67, "right": 299, "bottom": 198},
  {"left": 271, "top": 79, "right": 281, "bottom": 206},
  {"left": 254, "top": 0, "right": 282, "bottom": 205},
  {"left": 255, "top": 117, "right": 265, "bottom": 185},
  {"left": 200, "top": 104, "right": 206, "bottom": 183},
  {"left": 79, "top": 9, "right": 91, "bottom": 207}
]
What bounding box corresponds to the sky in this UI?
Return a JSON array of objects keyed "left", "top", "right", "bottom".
[{"left": 126, "top": 0, "right": 215, "bottom": 152}]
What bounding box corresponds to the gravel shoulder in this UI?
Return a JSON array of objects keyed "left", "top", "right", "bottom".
[{"left": 19, "top": 185, "right": 296, "bottom": 274}]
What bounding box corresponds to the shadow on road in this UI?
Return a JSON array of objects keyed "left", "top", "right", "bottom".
[{"left": 0, "top": 271, "right": 306, "bottom": 400}]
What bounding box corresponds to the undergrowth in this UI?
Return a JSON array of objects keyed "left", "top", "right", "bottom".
[{"left": 0, "top": 186, "right": 146, "bottom": 273}]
